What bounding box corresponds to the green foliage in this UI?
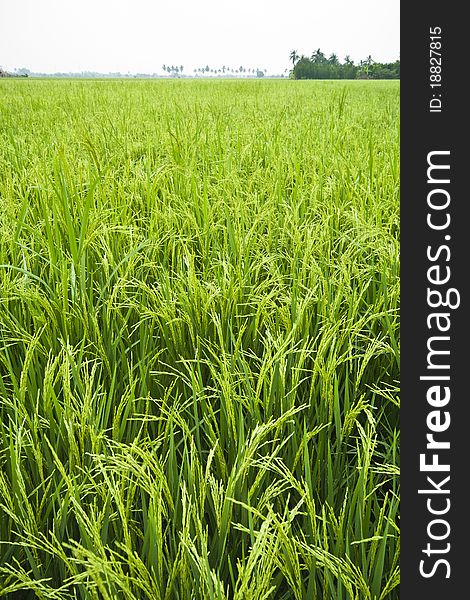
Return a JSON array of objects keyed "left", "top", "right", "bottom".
[
  {"left": 367, "top": 62, "right": 400, "bottom": 80},
  {"left": 0, "top": 79, "right": 399, "bottom": 598},
  {"left": 291, "top": 52, "right": 399, "bottom": 80}
]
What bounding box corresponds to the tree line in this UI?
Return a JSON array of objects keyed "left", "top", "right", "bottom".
[
  {"left": 0, "top": 67, "right": 28, "bottom": 78},
  {"left": 162, "top": 65, "right": 268, "bottom": 77},
  {"left": 289, "top": 49, "right": 399, "bottom": 80}
]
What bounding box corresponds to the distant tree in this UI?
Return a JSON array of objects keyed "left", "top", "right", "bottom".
[
  {"left": 289, "top": 50, "right": 299, "bottom": 66},
  {"left": 369, "top": 60, "right": 400, "bottom": 79},
  {"left": 343, "top": 55, "right": 356, "bottom": 79},
  {"left": 14, "top": 67, "right": 30, "bottom": 77},
  {"left": 291, "top": 49, "right": 397, "bottom": 80},
  {"left": 328, "top": 53, "right": 339, "bottom": 66},
  {"left": 311, "top": 48, "right": 326, "bottom": 64},
  {"left": 358, "top": 55, "right": 374, "bottom": 78},
  {"left": 292, "top": 56, "right": 315, "bottom": 79}
]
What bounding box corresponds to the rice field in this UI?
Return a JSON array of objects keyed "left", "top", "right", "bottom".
[{"left": 0, "top": 79, "right": 399, "bottom": 599}]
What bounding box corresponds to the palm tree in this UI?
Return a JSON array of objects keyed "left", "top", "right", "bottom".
[
  {"left": 328, "top": 53, "right": 339, "bottom": 66},
  {"left": 311, "top": 48, "right": 326, "bottom": 64},
  {"left": 360, "top": 55, "right": 374, "bottom": 78},
  {"left": 289, "top": 50, "right": 299, "bottom": 66}
]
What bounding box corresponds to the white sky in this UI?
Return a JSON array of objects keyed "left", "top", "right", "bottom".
[{"left": 1, "top": 0, "right": 399, "bottom": 74}]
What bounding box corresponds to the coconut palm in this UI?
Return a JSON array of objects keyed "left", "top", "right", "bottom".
[
  {"left": 289, "top": 50, "right": 299, "bottom": 66},
  {"left": 311, "top": 49, "right": 326, "bottom": 64},
  {"left": 328, "top": 53, "right": 339, "bottom": 66}
]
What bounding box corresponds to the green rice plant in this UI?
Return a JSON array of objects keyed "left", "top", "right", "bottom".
[{"left": 0, "top": 78, "right": 399, "bottom": 598}]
